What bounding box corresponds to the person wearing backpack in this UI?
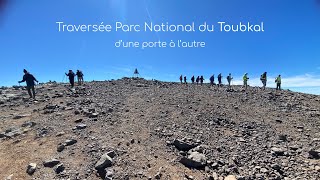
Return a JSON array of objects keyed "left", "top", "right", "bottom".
[
  {"left": 191, "top": 75, "right": 195, "bottom": 84},
  {"left": 260, "top": 72, "right": 267, "bottom": 90},
  {"left": 226, "top": 73, "right": 233, "bottom": 89},
  {"left": 200, "top": 76, "right": 204, "bottom": 85},
  {"left": 210, "top": 74, "right": 215, "bottom": 86},
  {"left": 196, "top": 76, "right": 200, "bottom": 85},
  {"left": 66, "top": 70, "right": 76, "bottom": 88},
  {"left": 18, "top": 69, "right": 39, "bottom": 100},
  {"left": 275, "top": 75, "right": 281, "bottom": 90},
  {"left": 76, "top": 70, "right": 84, "bottom": 85},
  {"left": 217, "top": 73, "right": 222, "bottom": 87},
  {"left": 243, "top": 73, "right": 249, "bottom": 90}
]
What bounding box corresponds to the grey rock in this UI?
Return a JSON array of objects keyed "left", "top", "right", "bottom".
[
  {"left": 155, "top": 172, "right": 162, "bottom": 179},
  {"left": 89, "top": 113, "right": 99, "bottom": 118},
  {"left": 271, "top": 164, "right": 281, "bottom": 171},
  {"left": 0, "top": 132, "right": 5, "bottom": 138},
  {"left": 76, "top": 123, "right": 87, "bottom": 129},
  {"left": 21, "top": 121, "right": 36, "bottom": 128},
  {"left": 95, "top": 154, "right": 113, "bottom": 170},
  {"left": 271, "top": 147, "right": 285, "bottom": 156},
  {"left": 57, "top": 144, "right": 65, "bottom": 152},
  {"left": 13, "top": 114, "right": 31, "bottom": 119},
  {"left": 26, "top": 163, "right": 37, "bottom": 175},
  {"left": 179, "top": 152, "right": 206, "bottom": 168},
  {"left": 308, "top": 149, "right": 320, "bottom": 159},
  {"left": 65, "top": 139, "right": 77, "bottom": 146},
  {"left": 173, "top": 139, "right": 198, "bottom": 151},
  {"left": 43, "top": 159, "right": 60, "bottom": 168},
  {"left": 54, "top": 164, "right": 65, "bottom": 174},
  {"left": 106, "top": 150, "right": 117, "bottom": 158}
]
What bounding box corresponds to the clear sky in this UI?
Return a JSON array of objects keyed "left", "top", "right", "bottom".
[{"left": 0, "top": 0, "right": 320, "bottom": 94}]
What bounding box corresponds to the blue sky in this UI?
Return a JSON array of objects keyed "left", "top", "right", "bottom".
[{"left": 0, "top": 0, "right": 320, "bottom": 94}]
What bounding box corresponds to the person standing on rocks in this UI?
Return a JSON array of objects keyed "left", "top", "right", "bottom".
[
  {"left": 196, "top": 76, "right": 200, "bottom": 85},
  {"left": 227, "top": 73, "right": 233, "bottom": 89},
  {"left": 275, "top": 75, "right": 281, "bottom": 90},
  {"left": 243, "top": 73, "right": 249, "bottom": 90},
  {"left": 66, "top": 70, "right": 76, "bottom": 88},
  {"left": 191, "top": 75, "right": 195, "bottom": 84},
  {"left": 260, "top": 72, "right": 267, "bottom": 90},
  {"left": 76, "top": 70, "right": 84, "bottom": 85},
  {"left": 179, "top": 75, "right": 183, "bottom": 84},
  {"left": 200, "top": 76, "right": 204, "bottom": 85},
  {"left": 184, "top": 76, "right": 187, "bottom": 85},
  {"left": 210, "top": 74, "right": 215, "bottom": 86},
  {"left": 18, "top": 69, "right": 39, "bottom": 100},
  {"left": 218, "top": 73, "right": 222, "bottom": 87}
]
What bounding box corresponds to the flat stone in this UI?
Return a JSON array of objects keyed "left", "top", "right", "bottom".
[
  {"left": 173, "top": 139, "right": 198, "bottom": 151},
  {"left": 271, "top": 147, "right": 285, "bottom": 156},
  {"left": 21, "top": 121, "right": 36, "bottom": 128},
  {"left": 43, "top": 159, "right": 60, "bottom": 168},
  {"left": 76, "top": 124, "right": 87, "bottom": 129},
  {"left": 13, "top": 114, "right": 31, "bottom": 119},
  {"left": 65, "top": 139, "right": 77, "bottom": 146}
]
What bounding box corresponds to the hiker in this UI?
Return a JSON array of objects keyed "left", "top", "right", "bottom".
[
  {"left": 196, "top": 76, "right": 200, "bottom": 85},
  {"left": 210, "top": 74, "right": 215, "bottom": 86},
  {"left": 260, "top": 72, "right": 267, "bottom": 90},
  {"left": 179, "top": 75, "right": 183, "bottom": 84},
  {"left": 191, "top": 76, "right": 195, "bottom": 84},
  {"left": 184, "top": 76, "right": 187, "bottom": 85},
  {"left": 227, "top": 73, "right": 233, "bottom": 88},
  {"left": 18, "top": 69, "right": 39, "bottom": 100},
  {"left": 200, "top": 76, "right": 204, "bottom": 85},
  {"left": 243, "top": 73, "right": 249, "bottom": 90},
  {"left": 275, "top": 75, "right": 281, "bottom": 90},
  {"left": 66, "top": 70, "right": 76, "bottom": 88},
  {"left": 217, "top": 73, "right": 222, "bottom": 87},
  {"left": 76, "top": 70, "right": 84, "bottom": 85}
]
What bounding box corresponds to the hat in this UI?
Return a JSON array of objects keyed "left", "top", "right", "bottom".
[{"left": 23, "top": 69, "right": 27, "bottom": 73}]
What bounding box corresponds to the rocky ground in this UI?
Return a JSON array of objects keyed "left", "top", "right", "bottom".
[{"left": 0, "top": 78, "right": 319, "bottom": 180}]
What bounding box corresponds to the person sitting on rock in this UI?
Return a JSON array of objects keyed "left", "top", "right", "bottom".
[
  {"left": 66, "top": 70, "right": 76, "bottom": 88},
  {"left": 18, "top": 69, "right": 38, "bottom": 100}
]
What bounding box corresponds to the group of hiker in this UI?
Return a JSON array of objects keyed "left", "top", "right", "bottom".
[
  {"left": 18, "top": 69, "right": 84, "bottom": 100},
  {"left": 18, "top": 68, "right": 282, "bottom": 100},
  {"left": 65, "top": 69, "right": 84, "bottom": 88},
  {"left": 179, "top": 72, "right": 282, "bottom": 91}
]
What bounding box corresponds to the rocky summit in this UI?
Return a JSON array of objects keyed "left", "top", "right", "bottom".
[{"left": 0, "top": 78, "right": 320, "bottom": 180}]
